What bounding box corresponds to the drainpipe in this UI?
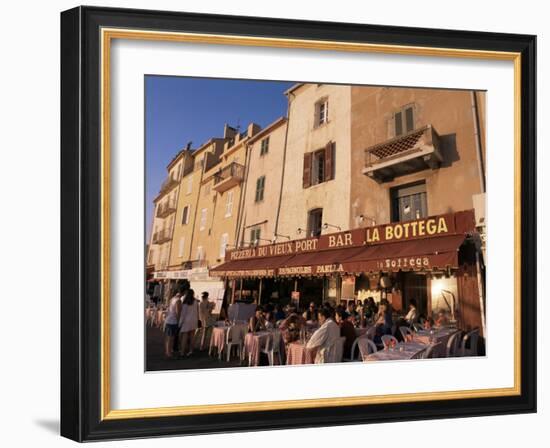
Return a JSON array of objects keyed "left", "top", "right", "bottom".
[
  {"left": 187, "top": 155, "right": 205, "bottom": 263},
  {"left": 235, "top": 141, "right": 252, "bottom": 246},
  {"left": 471, "top": 91, "right": 486, "bottom": 193},
  {"left": 475, "top": 252, "right": 487, "bottom": 338},
  {"left": 274, "top": 94, "right": 293, "bottom": 236}
]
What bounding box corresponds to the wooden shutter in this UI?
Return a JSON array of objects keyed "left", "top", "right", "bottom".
[
  {"left": 324, "top": 141, "right": 334, "bottom": 181},
  {"left": 303, "top": 152, "right": 312, "bottom": 188}
]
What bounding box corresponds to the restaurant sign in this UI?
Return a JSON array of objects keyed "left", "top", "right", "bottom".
[{"left": 225, "top": 211, "right": 472, "bottom": 262}]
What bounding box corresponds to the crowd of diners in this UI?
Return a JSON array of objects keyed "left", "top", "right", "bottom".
[{"left": 154, "top": 282, "right": 455, "bottom": 362}]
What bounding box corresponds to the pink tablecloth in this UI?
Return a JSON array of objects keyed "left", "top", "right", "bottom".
[
  {"left": 413, "top": 328, "right": 458, "bottom": 357},
  {"left": 364, "top": 341, "right": 427, "bottom": 362},
  {"left": 286, "top": 342, "right": 317, "bottom": 365},
  {"left": 244, "top": 332, "right": 270, "bottom": 366},
  {"left": 210, "top": 327, "right": 227, "bottom": 354}
]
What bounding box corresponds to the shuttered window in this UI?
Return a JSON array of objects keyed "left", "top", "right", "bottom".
[
  {"left": 219, "top": 233, "right": 228, "bottom": 258},
  {"left": 178, "top": 237, "right": 185, "bottom": 258},
  {"left": 255, "top": 176, "right": 265, "bottom": 202},
  {"left": 393, "top": 105, "right": 415, "bottom": 137},
  {"left": 225, "top": 190, "right": 233, "bottom": 217},
  {"left": 200, "top": 208, "right": 207, "bottom": 230},
  {"left": 260, "top": 137, "right": 269, "bottom": 155},
  {"left": 303, "top": 142, "right": 335, "bottom": 188}
]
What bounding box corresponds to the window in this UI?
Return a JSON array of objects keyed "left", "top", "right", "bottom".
[
  {"left": 219, "top": 233, "right": 229, "bottom": 258},
  {"left": 200, "top": 208, "right": 207, "bottom": 230},
  {"left": 260, "top": 137, "right": 269, "bottom": 156},
  {"left": 250, "top": 228, "right": 261, "bottom": 246},
  {"left": 181, "top": 205, "right": 190, "bottom": 225},
  {"left": 186, "top": 175, "right": 193, "bottom": 194},
  {"left": 225, "top": 190, "right": 234, "bottom": 217},
  {"left": 255, "top": 176, "right": 265, "bottom": 202},
  {"left": 303, "top": 142, "right": 334, "bottom": 188},
  {"left": 197, "top": 246, "right": 204, "bottom": 261},
  {"left": 307, "top": 208, "right": 323, "bottom": 238},
  {"left": 390, "top": 181, "right": 428, "bottom": 222},
  {"left": 147, "top": 248, "right": 154, "bottom": 265},
  {"left": 177, "top": 237, "right": 185, "bottom": 258},
  {"left": 314, "top": 98, "right": 329, "bottom": 127},
  {"left": 392, "top": 105, "right": 415, "bottom": 137},
  {"left": 312, "top": 150, "right": 325, "bottom": 185}
]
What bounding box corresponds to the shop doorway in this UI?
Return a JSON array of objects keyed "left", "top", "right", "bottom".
[{"left": 402, "top": 273, "right": 428, "bottom": 318}]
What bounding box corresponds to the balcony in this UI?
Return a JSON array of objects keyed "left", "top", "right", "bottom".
[
  {"left": 156, "top": 201, "right": 177, "bottom": 219},
  {"left": 213, "top": 162, "right": 245, "bottom": 193},
  {"left": 152, "top": 229, "right": 173, "bottom": 245},
  {"left": 155, "top": 176, "right": 179, "bottom": 199},
  {"left": 363, "top": 125, "right": 442, "bottom": 183}
]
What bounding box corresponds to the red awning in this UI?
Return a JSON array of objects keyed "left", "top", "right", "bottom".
[
  {"left": 210, "top": 234, "right": 467, "bottom": 278},
  {"left": 209, "top": 254, "right": 295, "bottom": 278},
  {"left": 341, "top": 234, "right": 466, "bottom": 273}
]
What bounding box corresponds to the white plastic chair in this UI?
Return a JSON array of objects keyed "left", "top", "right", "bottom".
[
  {"left": 423, "top": 342, "right": 443, "bottom": 359},
  {"left": 261, "top": 331, "right": 283, "bottom": 366},
  {"left": 225, "top": 325, "right": 244, "bottom": 362},
  {"left": 446, "top": 331, "right": 462, "bottom": 357},
  {"left": 399, "top": 326, "right": 414, "bottom": 341},
  {"left": 460, "top": 329, "right": 480, "bottom": 357},
  {"left": 331, "top": 336, "right": 346, "bottom": 363},
  {"left": 348, "top": 336, "right": 365, "bottom": 361},
  {"left": 412, "top": 322, "right": 424, "bottom": 332},
  {"left": 365, "top": 325, "right": 377, "bottom": 340},
  {"left": 357, "top": 337, "right": 378, "bottom": 359},
  {"left": 381, "top": 335, "right": 398, "bottom": 349}
]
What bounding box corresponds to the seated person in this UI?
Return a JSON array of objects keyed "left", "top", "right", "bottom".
[
  {"left": 335, "top": 309, "right": 355, "bottom": 357},
  {"left": 306, "top": 307, "right": 341, "bottom": 363},
  {"left": 302, "top": 302, "right": 318, "bottom": 322},
  {"left": 248, "top": 307, "right": 267, "bottom": 333},
  {"left": 434, "top": 310, "right": 449, "bottom": 328},
  {"left": 404, "top": 299, "right": 418, "bottom": 325},
  {"left": 279, "top": 307, "right": 306, "bottom": 344}
]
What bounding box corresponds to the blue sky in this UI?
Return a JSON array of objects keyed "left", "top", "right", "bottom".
[{"left": 145, "top": 76, "right": 294, "bottom": 239}]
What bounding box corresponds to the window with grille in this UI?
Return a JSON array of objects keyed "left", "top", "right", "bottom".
[
  {"left": 307, "top": 208, "right": 323, "bottom": 237},
  {"left": 250, "top": 228, "right": 261, "bottom": 246},
  {"left": 255, "top": 176, "right": 265, "bottom": 202},
  {"left": 390, "top": 181, "right": 427, "bottom": 222}
]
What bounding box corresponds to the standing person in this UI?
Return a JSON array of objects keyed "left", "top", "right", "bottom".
[
  {"left": 178, "top": 289, "right": 199, "bottom": 357},
  {"left": 163, "top": 291, "right": 182, "bottom": 359},
  {"left": 198, "top": 292, "right": 215, "bottom": 350},
  {"left": 306, "top": 307, "right": 341, "bottom": 363}
]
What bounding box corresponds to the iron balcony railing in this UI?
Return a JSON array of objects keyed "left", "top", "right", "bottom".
[
  {"left": 156, "top": 201, "right": 177, "bottom": 218},
  {"left": 213, "top": 162, "right": 245, "bottom": 186}
]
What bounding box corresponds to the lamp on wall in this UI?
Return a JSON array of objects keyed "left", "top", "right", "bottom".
[
  {"left": 358, "top": 214, "right": 376, "bottom": 226},
  {"left": 322, "top": 222, "right": 341, "bottom": 231},
  {"left": 274, "top": 233, "right": 291, "bottom": 241},
  {"left": 296, "top": 228, "right": 305, "bottom": 235}
]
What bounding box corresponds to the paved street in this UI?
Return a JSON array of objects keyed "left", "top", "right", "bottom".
[{"left": 146, "top": 325, "right": 244, "bottom": 371}]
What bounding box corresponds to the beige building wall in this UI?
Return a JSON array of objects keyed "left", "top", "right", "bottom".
[
  {"left": 349, "top": 86, "right": 486, "bottom": 227},
  {"left": 189, "top": 123, "right": 261, "bottom": 269},
  {"left": 168, "top": 139, "right": 225, "bottom": 269},
  {"left": 277, "top": 84, "right": 352, "bottom": 238},
  {"left": 239, "top": 117, "right": 287, "bottom": 247},
  {"left": 147, "top": 152, "right": 189, "bottom": 271}
]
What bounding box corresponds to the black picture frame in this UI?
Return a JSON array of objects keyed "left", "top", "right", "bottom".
[{"left": 61, "top": 5, "right": 536, "bottom": 442}]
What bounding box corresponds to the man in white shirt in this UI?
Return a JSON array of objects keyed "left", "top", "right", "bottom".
[
  {"left": 306, "top": 307, "right": 341, "bottom": 363},
  {"left": 404, "top": 299, "right": 418, "bottom": 325}
]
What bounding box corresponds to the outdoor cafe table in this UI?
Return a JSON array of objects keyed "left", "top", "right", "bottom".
[
  {"left": 244, "top": 330, "right": 285, "bottom": 366},
  {"left": 286, "top": 341, "right": 317, "bottom": 365},
  {"left": 413, "top": 327, "right": 458, "bottom": 357},
  {"left": 363, "top": 341, "right": 427, "bottom": 362},
  {"left": 209, "top": 321, "right": 247, "bottom": 356}
]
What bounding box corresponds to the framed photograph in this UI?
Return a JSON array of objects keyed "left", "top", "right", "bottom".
[{"left": 60, "top": 6, "right": 536, "bottom": 441}]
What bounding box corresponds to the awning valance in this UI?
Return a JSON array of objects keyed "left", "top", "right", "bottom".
[{"left": 210, "top": 234, "right": 467, "bottom": 278}]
